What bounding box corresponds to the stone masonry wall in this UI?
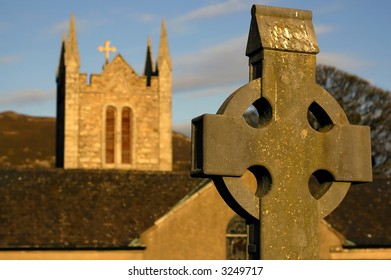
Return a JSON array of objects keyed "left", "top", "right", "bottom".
[
  {"left": 63, "top": 62, "right": 80, "bottom": 168},
  {"left": 158, "top": 59, "right": 172, "bottom": 171},
  {"left": 76, "top": 55, "right": 166, "bottom": 170}
]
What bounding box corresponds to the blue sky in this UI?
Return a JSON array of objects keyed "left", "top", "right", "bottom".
[{"left": 0, "top": 0, "right": 390, "bottom": 135}]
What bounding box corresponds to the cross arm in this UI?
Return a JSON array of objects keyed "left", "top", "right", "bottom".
[
  {"left": 191, "top": 114, "right": 250, "bottom": 177},
  {"left": 318, "top": 124, "right": 372, "bottom": 183}
]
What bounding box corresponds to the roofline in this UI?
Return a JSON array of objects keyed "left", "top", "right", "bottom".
[
  {"left": 0, "top": 246, "right": 146, "bottom": 251},
  {"left": 173, "top": 178, "right": 211, "bottom": 208}
]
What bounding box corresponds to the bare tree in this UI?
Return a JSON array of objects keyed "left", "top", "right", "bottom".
[{"left": 316, "top": 65, "right": 390, "bottom": 176}]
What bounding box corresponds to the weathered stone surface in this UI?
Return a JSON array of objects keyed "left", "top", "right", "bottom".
[{"left": 191, "top": 5, "right": 372, "bottom": 259}]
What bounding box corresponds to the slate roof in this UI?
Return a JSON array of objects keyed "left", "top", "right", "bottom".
[
  {"left": 0, "top": 168, "right": 389, "bottom": 250},
  {"left": 0, "top": 168, "right": 203, "bottom": 249},
  {"left": 326, "top": 176, "right": 391, "bottom": 248}
]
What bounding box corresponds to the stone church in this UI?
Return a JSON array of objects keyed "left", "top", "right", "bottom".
[{"left": 56, "top": 14, "right": 172, "bottom": 171}]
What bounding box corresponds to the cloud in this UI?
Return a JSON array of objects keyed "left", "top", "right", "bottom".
[
  {"left": 317, "top": 52, "right": 371, "bottom": 71},
  {"left": 172, "top": 36, "right": 370, "bottom": 100},
  {"left": 47, "top": 20, "right": 69, "bottom": 35},
  {"left": 173, "top": 35, "right": 248, "bottom": 93},
  {"left": 172, "top": 0, "right": 248, "bottom": 23},
  {"left": 314, "top": 24, "right": 333, "bottom": 35},
  {"left": 136, "top": 14, "right": 155, "bottom": 23},
  {"left": 47, "top": 18, "right": 101, "bottom": 35},
  {"left": 316, "top": 2, "right": 344, "bottom": 15},
  {"left": 0, "top": 89, "right": 55, "bottom": 106},
  {"left": 169, "top": 0, "right": 260, "bottom": 33},
  {"left": 0, "top": 55, "right": 21, "bottom": 65},
  {"left": 185, "top": 84, "right": 243, "bottom": 99}
]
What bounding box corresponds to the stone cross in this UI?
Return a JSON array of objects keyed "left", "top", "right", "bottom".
[
  {"left": 191, "top": 5, "right": 372, "bottom": 259},
  {"left": 98, "top": 40, "right": 116, "bottom": 64}
]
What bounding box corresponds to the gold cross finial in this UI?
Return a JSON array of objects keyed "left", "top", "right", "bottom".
[{"left": 98, "top": 40, "right": 116, "bottom": 64}]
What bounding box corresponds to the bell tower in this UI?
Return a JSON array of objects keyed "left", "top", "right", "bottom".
[{"left": 56, "top": 16, "right": 172, "bottom": 171}]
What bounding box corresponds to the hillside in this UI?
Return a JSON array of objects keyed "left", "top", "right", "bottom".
[
  {"left": 0, "top": 111, "right": 55, "bottom": 168},
  {"left": 0, "top": 111, "right": 191, "bottom": 172}
]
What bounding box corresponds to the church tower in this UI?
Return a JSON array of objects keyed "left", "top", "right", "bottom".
[
  {"left": 56, "top": 14, "right": 80, "bottom": 168},
  {"left": 56, "top": 15, "right": 172, "bottom": 171}
]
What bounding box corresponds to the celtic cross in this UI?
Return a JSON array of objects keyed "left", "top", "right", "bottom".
[
  {"left": 191, "top": 5, "right": 372, "bottom": 259},
  {"left": 98, "top": 40, "right": 116, "bottom": 65}
]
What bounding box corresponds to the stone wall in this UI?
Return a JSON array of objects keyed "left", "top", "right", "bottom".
[
  {"left": 59, "top": 54, "right": 172, "bottom": 171},
  {"left": 63, "top": 61, "right": 80, "bottom": 168},
  {"left": 140, "top": 181, "right": 236, "bottom": 260},
  {"left": 157, "top": 57, "right": 173, "bottom": 171}
]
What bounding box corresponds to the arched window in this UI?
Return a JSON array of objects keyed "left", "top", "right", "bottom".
[
  {"left": 226, "top": 215, "right": 247, "bottom": 260},
  {"left": 121, "top": 107, "right": 132, "bottom": 164},
  {"left": 105, "top": 106, "right": 116, "bottom": 164}
]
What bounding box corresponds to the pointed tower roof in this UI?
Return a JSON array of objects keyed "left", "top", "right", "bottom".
[
  {"left": 65, "top": 13, "right": 80, "bottom": 66},
  {"left": 144, "top": 35, "right": 155, "bottom": 76},
  {"left": 56, "top": 32, "right": 66, "bottom": 80},
  {"left": 157, "top": 19, "right": 171, "bottom": 70},
  {"left": 62, "top": 31, "right": 66, "bottom": 44}
]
